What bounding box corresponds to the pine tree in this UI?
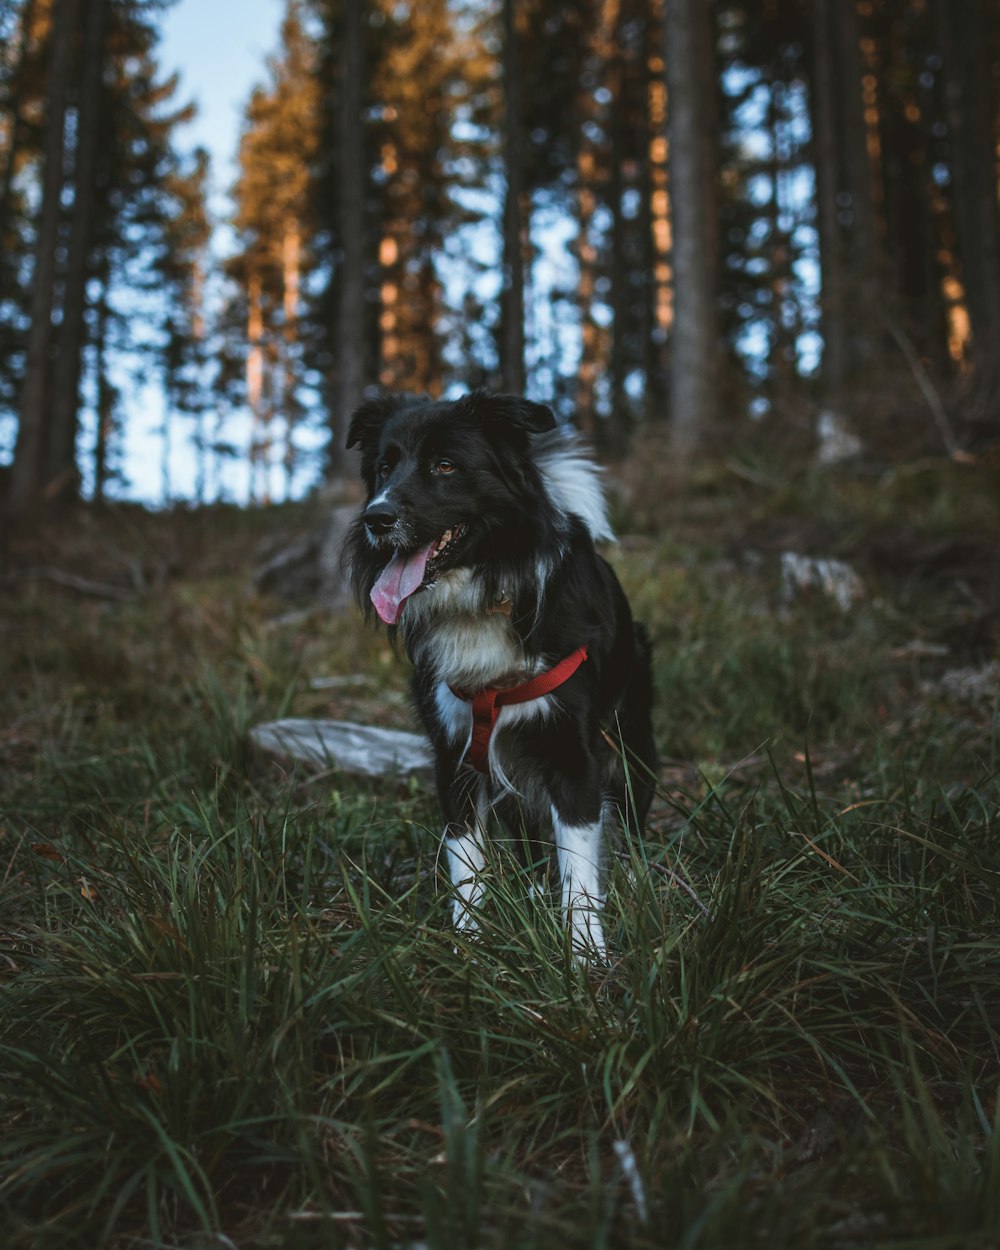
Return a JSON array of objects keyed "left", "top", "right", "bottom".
[
  {"left": 46, "top": 0, "right": 110, "bottom": 494},
  {"left": 7, "top": 0, "right": 205, "bottom": 515},
  {"left": 500, "top": 0, "right": 527, "bottom": 393},
  {"left": 715, "top": 2, "right": 815, "bottom": 416},
  {"left": 158, "top": 146, "right": 212, "bottom": 502},
  {"left": 0, "top": 0, "right": 46, "bottom": 421},
  {"left": 229, "top": 0, "right": 321, "bottom": 501},
  {"left": 8, "top": 0, "right": 81, "bottom": 517},
  {"left": 664, "top": 0, "right": 721, "bottom": 456},
  {"left": 371, "top": 0, "right": 465, "bottom": 396},
  {"left": 934, "top": 0, "right": 1000, "bottom": 392},
  {"left": 333, "top": 0, "right": 365, "bottom": 470}
]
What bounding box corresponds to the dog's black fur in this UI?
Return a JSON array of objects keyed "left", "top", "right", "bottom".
[{"left": 344, "top": 390, "right": 656, "bottom": 953}]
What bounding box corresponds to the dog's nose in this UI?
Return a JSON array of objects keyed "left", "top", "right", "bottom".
[{"left": 364, "top": 504, "right": 398, "bottom": 536}]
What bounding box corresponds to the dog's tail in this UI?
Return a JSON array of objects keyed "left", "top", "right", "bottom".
[
  {"left": 614, "top": 620, "right": 658, "bottom": 833},
  {"left": 629, "top": 621, "right": 655, "bottom": 718}
]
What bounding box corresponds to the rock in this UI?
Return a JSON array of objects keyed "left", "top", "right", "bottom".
[
  {"left": 815, "top": 409, "right": 863, "bottom": 466},
  {"left": 921, "top": 661, "right": 1000, "bottom": 706},
  {"left": 780, "top": 552, "right": 866, "bottom": 613},
  {"left": 249, "top": 718, "right": 434, "bottom": 779}
]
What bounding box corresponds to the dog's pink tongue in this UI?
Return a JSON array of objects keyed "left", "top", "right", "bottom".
[{"left": 370, "top": 543, "right": 435, "bottom": 625}]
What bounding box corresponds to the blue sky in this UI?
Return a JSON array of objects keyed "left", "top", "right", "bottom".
[{"left": 161, "top": 0, "right": 285, "bottom": 195}]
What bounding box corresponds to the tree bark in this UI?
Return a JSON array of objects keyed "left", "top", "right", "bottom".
[
  {"left": 837, "top": 1, "right": 878, "bottom": 282},
  {"left": 608, "top": 46, "right": 628, "bottom": 458},
  {"left": 838, "top": 0, "right": 881, "bottom": 373},
  {"left": 282, "top": 218, "right": 301, "bottom": 495},
  {"left": 8, "top": 0, "right": 80, "bottom": 518},
  {"left": 936, "top": 0, "right": 1000, "bottom": 380},
  {"left": 333, "top": 0, "right": 365, "bottom": 476},
  {"left": 664, "top": 0, "right": 719, "bottom": 458},
  {"left": 46, "top": 0, "right": 109, "bottom": 501},
  {"left": 93, "top": 267, "right": 112, "bottom": 505},
  {"left": 247, "top": 269, "right": 267, "bottom": 503},
  {"left": 646, "top": 25, "right": 670, "bottom": 419},
  {"left": 500, "top": 0, "right": 526, "bottom": 394},
  {"left": 811, "top": 0, "right": 887, "bottom": 416},
  {"left": 809, "top": 0, "right": 848, "bottom": 412},
  {"left": 574, "top": 158, "right": 599, "bottom": 439},
  {"left": 0, "top": 0, "right": 36, "bottom": 259}
]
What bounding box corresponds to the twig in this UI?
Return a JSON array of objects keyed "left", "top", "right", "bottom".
[
  {"left": 724, "top": 458, "right": 784, "bottom": 490},
  {"left": 614, "top": 849, "right": 712, "bottom": 919},
  {"left": 882, "top": 314, "right": 970, "bottom": 462},
  {"left": 789, "top": 830, "right": 859, "bottom": 884},
  {"left": 0, "top": 565, "right": 134, "bottom": 601}
]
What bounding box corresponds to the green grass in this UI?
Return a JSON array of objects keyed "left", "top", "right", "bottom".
[{"left": 1, "top": 472, "right": 999, "bottom": 1249}]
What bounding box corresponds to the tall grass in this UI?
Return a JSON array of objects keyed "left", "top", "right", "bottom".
[{"left": 2, "top": 493, "right": 998, "bottom": 1248}]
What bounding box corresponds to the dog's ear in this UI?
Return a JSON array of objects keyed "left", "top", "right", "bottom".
[
  {"left": 345, "top": 393, "right": 410, "bottom": 450},
  {"left": 477, "top": 393, "right": 557, "bottom": 436}
]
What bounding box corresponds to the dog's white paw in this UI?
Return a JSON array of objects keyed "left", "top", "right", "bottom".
[{"left": 568, "top": 902, "right": 608, "bottom": 963}]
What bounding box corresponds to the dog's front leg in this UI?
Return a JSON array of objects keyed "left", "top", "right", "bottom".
[
  {"left": 550, "top": 804, "right": 607, "bottom": 960},
  {"left": 441, "top": 775, "right": 489, "bottom": 934},
  {"left": 445, "top": 823, "right": 486, "bottom": 932}
]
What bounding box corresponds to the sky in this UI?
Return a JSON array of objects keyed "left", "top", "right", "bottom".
[
  {"left": 159, "top": 0, "right": 284, "bottom": 196},
  {"left": 116, "top": 0, "right": 286, "bottom": 505}
]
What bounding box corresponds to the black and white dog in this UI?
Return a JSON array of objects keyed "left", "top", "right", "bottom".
[{"left": 345, "top": 390, "right": 656, "bottom": 956}]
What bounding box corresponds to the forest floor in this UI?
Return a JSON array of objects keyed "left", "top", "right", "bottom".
[{"left": 1, "top": 449, "right": 999, "bottom": 1249}]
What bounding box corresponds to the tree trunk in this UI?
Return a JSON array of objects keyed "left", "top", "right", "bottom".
[
  {"left": 574, "top": 157, "right": 599, "bottom": 439},
  {"left": 636, "top": 4, "right": 658, "bottom": 424},
  {"left": 8, "top": 0, "right": 80, "bottom": 518},
  {"left": 333, "top": 0, "right": 365, "bottom": 476},
  {"left": 0, "top": 0, "right": 36, "bottom": 258},
  {"left": 47, "top": 0, "right": 109, "bottom": 502},
  {"left": 282, "top": 217, "right": 301, "bottom": 496},
  {"left": 809, "top": 0, "right": 849, "bottom": 413},
  {"left": 646, "top": 20, "right": 670, "bottom": 419},
  {"left": 92, "top": 265, "right": 112, "bottom": 505},
  {"left": 937, "top": 0, "right": 1000, "bottom": 384},
  {"left": 607, "top": 46, "right": 628, "bottom": 458},
  {"left": 664, "top": 0, "right": 719, "bottom": 458},
  {"left": 878, "top": 71, "right": 947, "bottom": 372},
  {"left": 247, "top": 270, "right": 266, "bottom": 504},
  {"left": 811, "top": 0, "right": 886, "bottom": 417},
  {"left": 837, "top": 0, "right": 881, "bottom": 371},
  {"left": 837, "top": 2, "right": 878, "bottom": 279},
  {"left": 500, "top": 0, "right": 526, "bottom": 394},
  {"left": 192, "top": 256, "right": 207, "bottom": 504}
]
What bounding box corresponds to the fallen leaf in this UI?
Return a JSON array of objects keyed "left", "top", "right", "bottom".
[{"left": 31, "top": 842, "right": 65, "bottom": 863}]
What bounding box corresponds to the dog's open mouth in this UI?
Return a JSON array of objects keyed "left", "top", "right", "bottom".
[{"left": 370, "top": 523, "right": 467, "bottom": 625}]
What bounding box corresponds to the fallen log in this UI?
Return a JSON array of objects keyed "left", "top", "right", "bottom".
[{"left": 249, "top": 718, "right": 433, "bottom": 779}]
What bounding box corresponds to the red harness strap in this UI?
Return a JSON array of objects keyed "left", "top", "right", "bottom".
[{"left": 449, "top": 645, "right": 589, "bottom": 774}]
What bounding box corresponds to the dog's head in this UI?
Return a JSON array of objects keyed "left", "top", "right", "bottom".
[{"left": 345, "top": 391, "right": 556, "bottom": 625}]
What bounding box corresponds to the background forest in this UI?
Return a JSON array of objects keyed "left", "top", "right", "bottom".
[
  {"left": 3, "top": 0, "right": 1000, "bottom": 510},
  {"left": 2, "top": 3, "right": 1000, "bottom": 1249}
]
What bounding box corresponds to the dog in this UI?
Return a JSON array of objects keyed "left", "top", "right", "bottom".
[{"left": 344, "top": 390, "right": 656, "bottom": 957}]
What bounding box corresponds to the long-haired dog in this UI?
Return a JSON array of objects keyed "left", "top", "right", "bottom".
[{"left": 344, "top": 391, "right": 656, "bottom": 957}]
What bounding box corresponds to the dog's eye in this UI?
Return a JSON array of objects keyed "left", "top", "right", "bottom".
[
  {"left": 434, "top": 459, "right": 456, "bottom": 476},
  {"left": 377, "top": 462, "right": 390, "bottom": 479}
]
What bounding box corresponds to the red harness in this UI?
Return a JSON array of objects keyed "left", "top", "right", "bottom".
[{"left": 449, "top": 645, "right": 589, "bottom": 774}]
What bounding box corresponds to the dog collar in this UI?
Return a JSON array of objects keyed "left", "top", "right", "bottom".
[{"left": 449, "top": 646, "right": 589, "bottom": 774}]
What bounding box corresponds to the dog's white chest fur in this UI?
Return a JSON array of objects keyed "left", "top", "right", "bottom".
[
  {"left": 407, "top": 568, "right": 533, "bottom": 690},
  {"left": 407, "top": 567, "right": 555, "bottom": 785}
]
